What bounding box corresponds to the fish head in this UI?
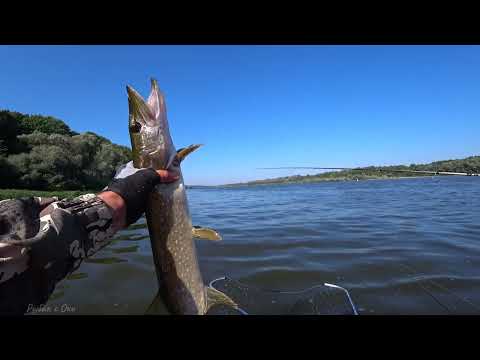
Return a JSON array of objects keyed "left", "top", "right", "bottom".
[{"left": 127, "top": 78, "right": 177, "bottom": 170}]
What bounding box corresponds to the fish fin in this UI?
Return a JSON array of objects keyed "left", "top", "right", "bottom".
[
  {"left": 192, "top": 226, "right": 222, "bottom": 241},
  {"left": 206, "top": 286, "right": 239, "bottom": 312},
  {"left": 176, "top": 144, "right": 203, "bottom": 162},
  {"left": 145, "top": 292, "right": 170, "bottom": 315}
]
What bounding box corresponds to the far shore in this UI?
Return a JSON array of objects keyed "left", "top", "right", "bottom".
[
  {"left": 210, "top": 174, "right": 437, "bottom": 188},
  {"left": 366, "top": 175, "right": 432, "bottom": 181},
  {"left": 0, "top": 175, "right": 455, "bottom": 199}
]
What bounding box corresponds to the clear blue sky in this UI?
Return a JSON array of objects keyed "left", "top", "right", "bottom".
[{"left": 1, "top": 45, "right": 479, "bottom": 185}]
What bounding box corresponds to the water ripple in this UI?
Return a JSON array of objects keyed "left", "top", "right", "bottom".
[{"left": 46, "top": 176, "right": 480, "bottom": 314}]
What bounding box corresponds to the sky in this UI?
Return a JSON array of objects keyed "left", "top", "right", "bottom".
[{"left": 1, "top": 45, "right": 479, "bottom": 185}]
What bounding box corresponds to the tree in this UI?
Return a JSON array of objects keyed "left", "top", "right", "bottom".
[
  {"left": 71, "top": 132, "right": 131, "bottom": 189},
  {"left": 0, "top": 110, "right": 132, "bottom": 190},
  {"left": 0, "top": 110, "right": 20, "bottom": 154},
  {"left": 0, "top": 156, "right": 19, "bottom": 188},
  {"left": 17, "top": 114, "right": 74, "bottom": 136}
]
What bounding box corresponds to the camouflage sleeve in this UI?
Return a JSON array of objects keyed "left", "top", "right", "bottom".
[
  {"left": 46, "top": 193, "right": 117, "bottom": 267},
  {"left": 0, "top": 194, "right": 118, "bottom": 314}
]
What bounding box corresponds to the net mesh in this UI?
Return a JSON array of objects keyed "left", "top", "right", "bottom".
[{"left": 206, "top": 277, "right": 356, "bottom": 315}]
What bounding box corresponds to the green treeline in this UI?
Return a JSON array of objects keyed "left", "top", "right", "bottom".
[
  {"left": 0, "top": 110, "right": 131, "bottom": 190},
  {"left": 234, "top": 157, "right": 480, "bottom": 186}
]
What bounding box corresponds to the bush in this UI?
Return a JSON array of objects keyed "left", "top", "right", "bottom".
[{"left": 0, "top": 110, "right": 132, "bottom": 190}]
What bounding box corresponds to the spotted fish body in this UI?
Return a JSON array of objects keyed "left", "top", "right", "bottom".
[
  {"left": 127, "top": 79, "right": 235, "bottom": 315},
  {"left": 146, "top": 178, "right": 207, "bottom": 314}
]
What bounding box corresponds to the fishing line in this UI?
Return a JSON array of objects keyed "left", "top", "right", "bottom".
[
  {"left": 257, "top": 167, "right": 480, "bottom": 177},
  {"left": 399, "top": 263, "right": 479, "bottom": 309},
  {"left": 398, "top": 263, "right": 480, "bottom": 313},
  {"left": 397, "top": 263, "right": 453, "bottom": 314}
]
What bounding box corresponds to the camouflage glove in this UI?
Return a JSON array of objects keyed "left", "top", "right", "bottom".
[{"left": 105, "top": 161, "right": 178, "bottom": 226}]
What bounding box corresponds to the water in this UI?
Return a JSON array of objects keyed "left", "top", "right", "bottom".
[{"left": 45, "top": 176, "right": 480, "bottom": 315}]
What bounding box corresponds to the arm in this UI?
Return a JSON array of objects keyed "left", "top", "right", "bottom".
[
  {"left": 0, "top": 166, "right": 178, "bottom": 314},
  {"left": 97, "top": 191, "right": 127, "bottom": 231}
]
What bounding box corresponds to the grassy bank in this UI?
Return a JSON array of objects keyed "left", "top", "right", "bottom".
[{"left": 0, "top": 189, "right": 98, "bottom": 201}]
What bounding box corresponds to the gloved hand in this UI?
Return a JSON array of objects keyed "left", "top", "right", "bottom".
[{"left": 104, "top": 161, "right": 179, "bottom": 226}]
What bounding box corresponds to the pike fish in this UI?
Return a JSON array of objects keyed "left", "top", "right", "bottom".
[{"left": 127, "top": 78, "right": 238, "bottom": 315}]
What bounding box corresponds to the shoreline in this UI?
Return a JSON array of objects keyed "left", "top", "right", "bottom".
[
  {"left": 0, "top": 175, "right": 454, "bottom": 198},
  {"left": 366, "top": 175, "right": 432, "bottom": 181},
  {"left": 219, "top": 175, "right": 436, "bottom": 188}
]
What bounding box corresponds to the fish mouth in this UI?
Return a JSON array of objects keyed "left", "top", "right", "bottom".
[
  {"left": 127, "top": 78, "right": 176, "bottom": 169},
  {"left": 127, "top": 84, "right": 155, "bottom": 129},
  {"left": 127, "top": 78, "right": 166, "bottom": 129}
]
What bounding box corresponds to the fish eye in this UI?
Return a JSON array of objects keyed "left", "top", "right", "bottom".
[{"left": 130, "top": 121, "right": 142, "bottom": 133}]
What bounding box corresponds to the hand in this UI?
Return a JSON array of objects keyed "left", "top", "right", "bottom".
[
  {"left": 113, "top": 161, "right": 179, "bottom": 182},
  {"left": 155, "top": 169, "right": 180, "bottom": 183},
  {"left": 101, "top": 161, "right": 180, "bottom": 228}
]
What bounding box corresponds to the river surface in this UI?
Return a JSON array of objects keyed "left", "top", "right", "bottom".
[{"left": 45, "top": 176, "right": 480, "bottom": 315}]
